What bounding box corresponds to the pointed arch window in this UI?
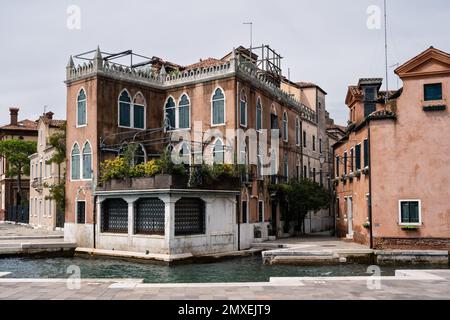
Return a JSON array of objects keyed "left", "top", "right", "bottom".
[
  {"left": 178, "top": 94, "right": 190, "bottom": 129},
  {"left": 82, "top": 142, "right": 92, "bottom": 179},
  {"left": 256, "top": 98, "right": 263, "bottom": 131},
  {"left": 239, "top": 90, "right": 247, "bottom": 127},
  {"left": 179, "top": 142, "right": 191, "bottom": 165},
  {"left": 133, "top": 93, "right": 145, "bottom": 129},
  {"left": 119, "top": 90, "right": 132, "bottom": 127},
  {"left": 295, "top": 117, "right": 300, "bottom": 146},
  {"left": 212, "top": 88, "right": 225, "bottom": 125},
  {"left": 213, "top": 139, "right": 224, "bottom": 164},
  {"left": 71, "top": 143, "right": 81, "bottom": 180},
  {"left": 77, "top": 89, "right": 87, "bottom": 126},
  {"left": 165, "top": 97, "right": 176, "bottom": 130}
]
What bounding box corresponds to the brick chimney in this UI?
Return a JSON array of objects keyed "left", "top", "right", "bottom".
[
  {"left": 9, "top": 107, "right": 19, "bottom": 126},
  {"left": 44, "top": 111, "right": 54, "bottom": 120}
]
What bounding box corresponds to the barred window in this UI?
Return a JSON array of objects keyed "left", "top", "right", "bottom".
[
  {"left": 101, "top": 198, "right": 128, "bottom": 233},
  {"left": 175, "top": 198, "right": 205, "bottom": 236},
  {"left": 76, "top": 201, "right": 85, "bottom": 224},
  {"left": 134, "top": 198, "right": 165, "bottom": 235}
]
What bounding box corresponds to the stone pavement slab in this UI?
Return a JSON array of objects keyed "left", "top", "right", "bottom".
[{"left": 0, "top": 270, "right": 449, "bottom": 300}]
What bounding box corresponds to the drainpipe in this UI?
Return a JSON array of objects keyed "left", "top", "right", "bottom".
[
  {"left": 367, "top": 122, "right": 374, "bottom": 249},
  {"left": 93, "top": 195, "right": 97, "bottom": 249}
]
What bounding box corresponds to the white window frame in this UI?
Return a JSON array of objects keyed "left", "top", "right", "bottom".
[
  {"left": 398, "top": 199, "right": 422, "bottom": 226},
  {"left": 118, "top": 90, "right": 146, "bottom": 131},
  {"left": 81, "top": 141, "right": 93, "bottom": 180},
  {"left": 76, "top": 87, "right": 87, "bottom": 128},
  {"left": 176, "top": 93, "right": 191, "bottom": 131},
  {"left": 211, "top": 86, "right": 226, "bottom": 127},
  {"left": 164, "top": 95, "right": 177, "bottom": 131},
  {"left": 213, "top": 138, "right": 225, "bottom": 164}
]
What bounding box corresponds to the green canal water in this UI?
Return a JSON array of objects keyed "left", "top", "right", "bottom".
[{"left": 0, "top": 256, "right": 448, "bottom": 283}]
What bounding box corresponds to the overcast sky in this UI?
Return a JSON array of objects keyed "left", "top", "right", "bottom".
[{"left": 0, "top": 0, "right": 449, "bottom": 125}]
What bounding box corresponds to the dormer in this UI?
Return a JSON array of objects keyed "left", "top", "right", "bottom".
[{"left": 345, "top": 78, "right": 385, "bottom": 125}]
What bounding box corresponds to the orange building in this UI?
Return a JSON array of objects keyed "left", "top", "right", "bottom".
[{"left": 334, "top": 47, "right": 450, "bottom": 249}]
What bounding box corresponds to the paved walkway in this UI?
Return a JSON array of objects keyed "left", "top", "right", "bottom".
[
  {"left": 0, "top": 223, "right": 63, "bottom": 238},
  {"left": 0, "top": 270, "right": 449, "bottom": 300},
  {"left": 0, "top": 223, "right": 73, "bottom": 256}
]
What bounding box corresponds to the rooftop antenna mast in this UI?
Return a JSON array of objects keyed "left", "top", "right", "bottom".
[
  {"left": 384, "top": 0, "right": 389, "bottom": 104},
  {"left": 243, "top": 22, "right": 253, "bottom": 60}
]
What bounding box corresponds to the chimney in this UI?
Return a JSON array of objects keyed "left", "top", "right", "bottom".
[
  {"left": 9, "top": 107, "right": 19, "bottom": 126},
  {"left": 44, "top": 111, "right": 54, "bottom": 120}
]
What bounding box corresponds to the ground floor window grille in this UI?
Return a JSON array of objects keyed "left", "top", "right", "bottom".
[
  {"left": 134, "top": 198, "right": 165, "bottom": 235},
  {"left": 77, "top": 201, "right": 85, "bottom": 224},
  {"left": 175, "top": 198, "right": 205, "bottom": 236},
  {"left": 101, "top": 198, "right": 128, "bottom": 233}
]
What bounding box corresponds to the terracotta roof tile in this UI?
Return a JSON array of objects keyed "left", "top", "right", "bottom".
[
  {"left": 184, "top": 58, "right": 223, "bottom": 70},
  {"left": 0, "top": 119, "right": 38, "bottom": 131}
]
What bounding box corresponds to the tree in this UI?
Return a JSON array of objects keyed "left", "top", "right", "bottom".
[
  {"left": 270, "top": 179, "right": 330, "bottom": 234},
  {"left": 44, "top": 123, "right": 66, "bottom": 213},
  {"left": 0, "top": 139, "right": 37, "bottom": 205}
]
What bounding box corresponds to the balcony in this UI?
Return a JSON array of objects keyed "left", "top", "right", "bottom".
[{"left": 31, "top": 178, "right": 43, "bottom": 192}]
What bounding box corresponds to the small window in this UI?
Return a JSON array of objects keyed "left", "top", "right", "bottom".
[
  {"left": 256, "top": 98, "right": 262, "bottom": 131},
  {"left": 295, "top": 118, "right": 300, "bottom": 146},
  {"left": 355, "top": 144, "right": 361, "bottom": 171},
  {"left": 303, "top": 130, "right": 307, "bottom": 147},
  {"left": 71, "top": 143, "right": 81, "bottom": 180},
  {"left": 82, "top": 142, "right": 92, "bottom": 179},
  {"left": 303, "top": 165, "right": 307, "bottom": 180},
  {"left": 312, "top": 135, "right": 316, "bottom": 151},
  {"left": 282, "top": 112, "right": 288, "bottom": 142},
  {"left": 213, "top": 139, "right": 224, "bottom": 164},
  {"left": 424, "top": 83, "right": 442, "bottom": 101},
  {"left": 363, "top": 139, "right": 369, "bottom": 168},
  {"left": 319, "top": 138, "right": 322, "bottom": 153},
  {"left": 133, "top": 93, "right": 145, "bottom": 129},
  {"left": 77, "top": 89, "right": 87, "bottom": 126},
  {"left": 399, "top": 200, "right": 421, "bottom": 225},
  {"left": 270, "top": 113, "right": 278, "bottom": 129},
  {"left": 343, "top": 151, "right": 348, "bottom": 175},
  {"left": 165, "top": 97, "right": 176, "bottom": 130},
  {"left": 239, "top": 90, "right": 247, "bottom": 127},
  {"left": 119, "top": 90, "right": 132, "bottom": 127},
  {"left": 77, "top": 201, "right": 86, "bottom": 224},
  {"left": 335, "top": 156, "right": 340, "bottom": 177},
  {"left": 212, "top": 88, "right": 225, "bottom": 125},
  {"left": 258, "top": 200, "right": 264, "bottom": 222},
  {"left": 178, "top": 94, "right": 190, "bottom": 129},
  {"left": 242, "top": 200, "right": 248, "bottom": 223},
  {"left": 350, "top": 148, "right": 354, "bottom": 173}
]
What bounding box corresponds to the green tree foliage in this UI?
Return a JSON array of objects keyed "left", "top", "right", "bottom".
[
  {"left": 270, "top": 179, "right": 330, "bottom": 233},
  {"left": 0, "top": 139, "right": 37, "bottom": 205},
  {"left": 44, "top": 124, "right": 66, "bottom": 212}
]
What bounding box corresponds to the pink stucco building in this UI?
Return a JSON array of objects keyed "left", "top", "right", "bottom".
[{"left": 334, "top": 47, "right": 450, "bottom": 249}]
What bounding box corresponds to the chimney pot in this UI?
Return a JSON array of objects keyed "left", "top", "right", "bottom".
[
  {"left": 9, "top": 107, "right": 19, "bottom": 126},
  {"left": 45, "top": 111, "right": 54, "bottom": 120}
]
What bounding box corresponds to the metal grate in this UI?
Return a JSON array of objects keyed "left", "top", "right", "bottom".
[
  {"left": 175, "top": 198, "right": 205, "bottom": 236},
  {"left": 76, "top": 201, "right": 85, "bottom": 224},
  {"left": 101, "top": 198, "right": 128, "bottom": 233},
  {"left": 134, "top": 198, "right": 165, "bottom": 235}
]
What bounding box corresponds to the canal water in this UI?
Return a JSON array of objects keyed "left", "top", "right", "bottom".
[{"left": 0, "top": 255, "right": 448, "bottom": 283}]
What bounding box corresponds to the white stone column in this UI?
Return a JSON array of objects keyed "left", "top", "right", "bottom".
[{"left": 160, "top": 195, "right": 178, "bottom": 254}]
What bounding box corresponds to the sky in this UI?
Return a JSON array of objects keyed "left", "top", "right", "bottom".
[{"left": 0, "top": 0, "right": 449, "bottom": 126}]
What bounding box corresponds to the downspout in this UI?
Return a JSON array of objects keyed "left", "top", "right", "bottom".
[
  {"left": 236, "top": 74, "right": 241, "bottom": 251},
  {"left": 367, "top": 121, "right": 374, "bottom": 249}
]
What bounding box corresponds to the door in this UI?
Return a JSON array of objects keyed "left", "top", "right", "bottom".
[{"left": 347, "top": 197, "right": 353, "bottom": 236}]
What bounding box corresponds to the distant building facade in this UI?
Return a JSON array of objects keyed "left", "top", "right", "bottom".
[
  {"left": 0, "top": 108, "right": 38, "bottom": 222},
  {"left": 334, "top": 47, "right": 450, "bottom": 249},
  {"left": 29, "top": 112, "right": 65, "bottom": 230}
]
